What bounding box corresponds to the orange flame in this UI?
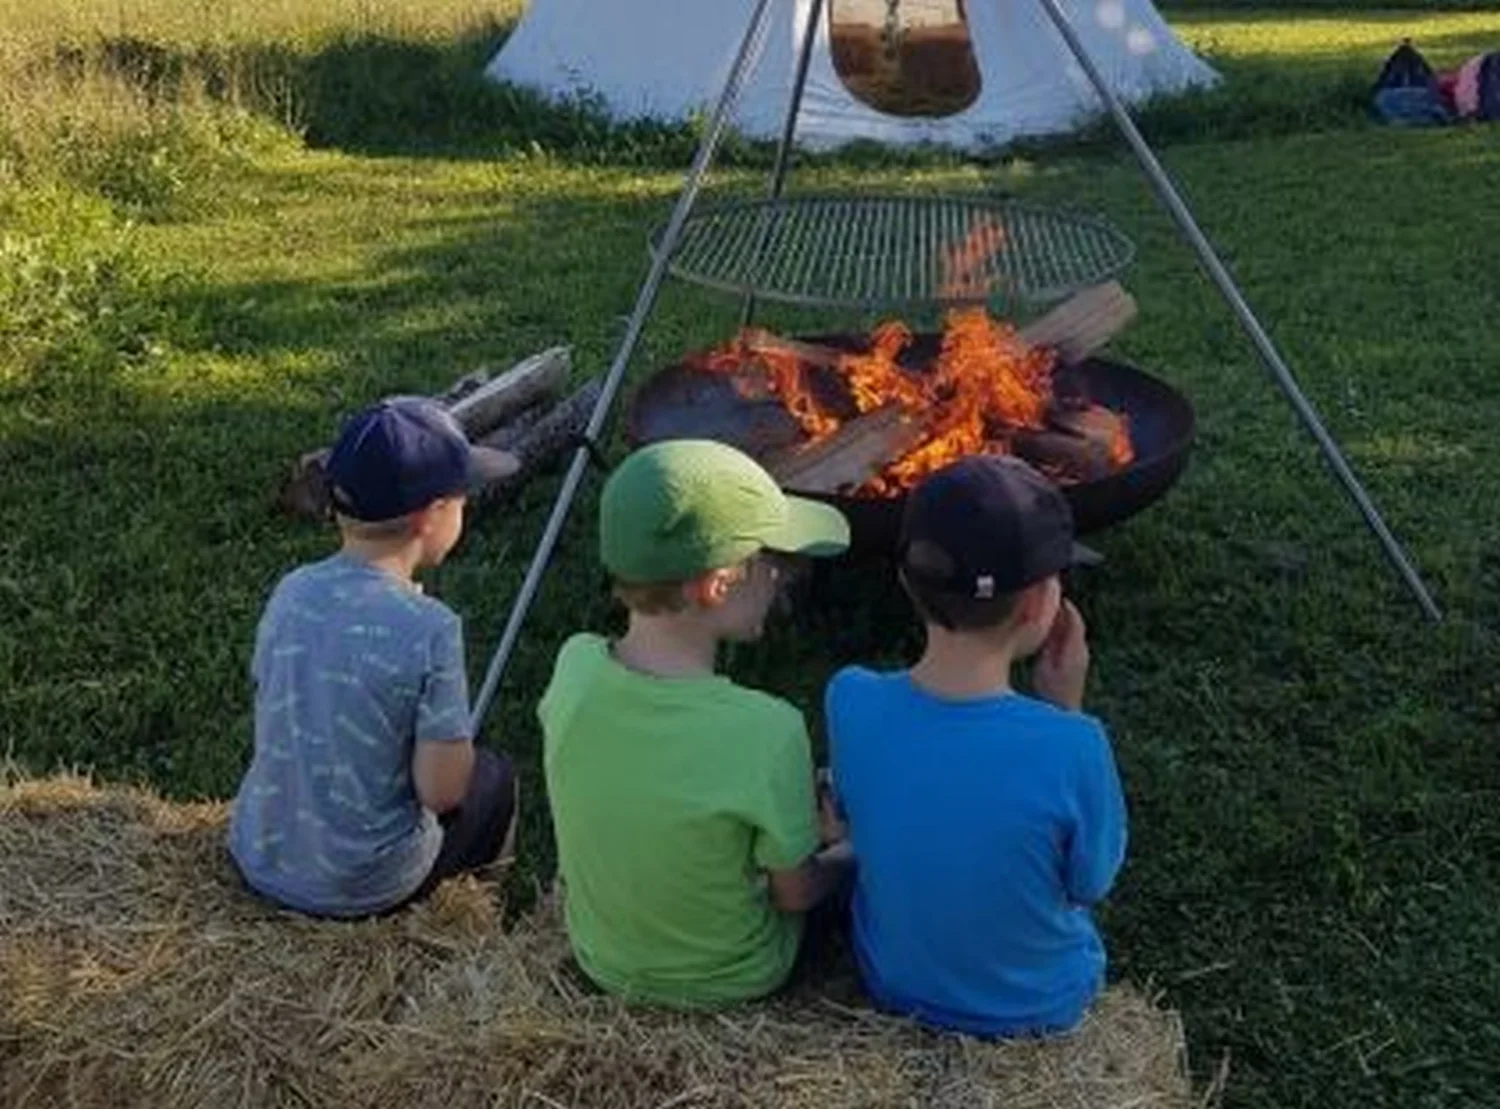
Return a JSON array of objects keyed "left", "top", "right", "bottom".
[
  {"left": 756, "top": 343, "right": 840, "bottom": 439},
  {"left": 690, "top": 334, "right": 841, "bottom": 439},
  {"left": 692, "top": 305, "right": 1134, "bottom": 495},
  {"left": 939, "top": 219, "right": 1007, "bottom": 300}
]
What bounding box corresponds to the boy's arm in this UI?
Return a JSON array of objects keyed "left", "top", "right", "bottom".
[
  {"left": 752, "top": 714, "right": 841, "bottom": 913},
  {"left": 1063, "top": 723, "right": 1128, "bottom": 905},
  {"left": 767, "top": 841, "right": 852, "bottom": 913},
  {"left": 412, "top": 741, "right": 475, "bottom": 814},
  {"left": 411, "top": 613, "right": 476, "bottom": 814}
]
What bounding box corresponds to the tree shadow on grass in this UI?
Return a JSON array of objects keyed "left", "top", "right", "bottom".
[
  {"left": 52, "top": 17, "right": 1500, "bottom": 168},
  {"left": 63, "top": 21, "right": 723, "bottom": 166}
]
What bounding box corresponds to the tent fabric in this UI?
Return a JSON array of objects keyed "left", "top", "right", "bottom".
[{"left": 485, "top": 0, "right": 1219, "bottom": 151}]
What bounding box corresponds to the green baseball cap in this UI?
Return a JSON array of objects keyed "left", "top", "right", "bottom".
[{"left": 600, "top": 439, "right": 850, "bottom": 582}]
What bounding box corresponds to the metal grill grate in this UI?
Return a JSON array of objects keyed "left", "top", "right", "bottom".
[{"left": 650, "top": 194, "right": 1135, "bottom": 310}]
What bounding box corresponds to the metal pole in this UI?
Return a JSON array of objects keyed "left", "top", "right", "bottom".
[
  {"left": 1026, "top": 0, "right": 1441, "bottom": 622},
  {"left": 741, "top": 0, "right": 827, "bottom": 328},
  {"left": 468, "top": 0, "right": 782, "bottom": 734}
]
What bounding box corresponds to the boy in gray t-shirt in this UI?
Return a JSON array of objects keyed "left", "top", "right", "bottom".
[{"left": 229, "top": 397, "right": 519, "bottom": 917}]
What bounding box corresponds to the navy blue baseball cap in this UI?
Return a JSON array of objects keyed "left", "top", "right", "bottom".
[
  {"left": 899, "top": 455, "right": 1089, "bottom": 599},
  {"left": 325, "top": 396, "right": 519, "bottom": 522}
]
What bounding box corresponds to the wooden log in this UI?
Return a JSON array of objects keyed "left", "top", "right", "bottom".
[
  {"left": 475, "top": 400, "right": 549, "bottom": 452},
  {"left": 1017, "top": 281, "right": 1137, "bottom": 365},
  {"left": 1012, "top": 429, "right": 1112, "bottom": 481},
  {"left": 433, "top": 367, "right": 492, "bottom": 408},
  {"left": 739, "top": 281, "right": 1135, "bottom": 375},
  {"left": 739, "top": 328, "right": 843, "bottom": 370},
  {"left": 762, "top": 406, "right": 924, "bottom": 494},
  {"left": 277, "top": 448, "right": 333, "bottom": 520},
  {"left": 275, "top": 348, "right": 571, "bottom": 520},
  {"left": 445, "top": 346, "right": 570, "bottom": 438},
  {"left": 1046, "top": 402, "right": 1129, "bottom": 451},
  {"left": 470, "top": 378, "right": 603, "bottom": 505}
]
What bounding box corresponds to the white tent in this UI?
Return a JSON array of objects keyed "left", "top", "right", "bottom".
[{"left": 485, "top": 0, "right": 1218, "bottom": 151}]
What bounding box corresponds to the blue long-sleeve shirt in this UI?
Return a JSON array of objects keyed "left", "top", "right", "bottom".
[{"left": 826, "top": 668, "right": 1127, "bottom": 1037}]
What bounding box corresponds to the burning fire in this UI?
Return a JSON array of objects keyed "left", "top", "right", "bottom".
[
  {"left": 694, "top": 306, "right": 1135, "bottom": 495},
  {"left": 939, "top": 218, "right": 1007, "bottom": 300}
]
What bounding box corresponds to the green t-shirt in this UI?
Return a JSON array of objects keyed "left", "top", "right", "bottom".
[{"left": 539, "top": 633, "right": 819, "bottom": 1006}]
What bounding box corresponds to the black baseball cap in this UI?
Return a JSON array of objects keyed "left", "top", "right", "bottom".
[
  {"left": 899, "top": 455, "right": 1088, "bottom": 599},
  {"left": 326, "top": 396, "right": 518, "bottom": 522}
]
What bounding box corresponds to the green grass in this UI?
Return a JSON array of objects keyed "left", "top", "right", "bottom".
[{"left": 3, "top": 4, "right": 1500, "bottom": 1107}]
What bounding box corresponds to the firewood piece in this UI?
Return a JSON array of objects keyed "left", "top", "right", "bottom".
[
  {"left": 475, "top": 401, "right": 549, "bottom": 452},
  {"left": 445, "top": 347, "right": 571, "bottom": 438},
  {"left": 277, "top": 449, "right": 332, "bottom": 520},
  {"left": 1012, "top": 429, "right": 1113, "bottom": 481},
  {"left": 739, "top": 328, "right": 844, "bottom": 370},
  {"left": 763, "top": 406, "right": 924, "bottom": 494},
  {"left": 1018, "top": 282, "right": 1137, "bottom": 365},
  {"left": 1046, "top": 402, "right": 1130, "bottom": 458},
  {"left": 434, "top": 368, "right": 493, "bottom": 408},
  {"left": 471, "top": 378, "right": 603, "bottom": 504}
]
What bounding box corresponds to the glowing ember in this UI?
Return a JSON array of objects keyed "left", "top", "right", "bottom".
[{"left": 691, "top": 307, "right": 1136, "bottom": 496}]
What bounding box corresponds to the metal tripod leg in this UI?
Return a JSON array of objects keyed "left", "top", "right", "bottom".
[
  {"left": 741, "top": 0, "right": 827, "bottom": 329},
  {"left": 467, "top": 0, "right": 781, "bottom": 735},
  {"left": 1025, "top": 0, "right": 1440, "bottom": 621}
]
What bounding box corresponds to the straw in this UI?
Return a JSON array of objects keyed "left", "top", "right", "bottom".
[{"left": 1, "top": 772, "right": 1213, "bottom": 1109}]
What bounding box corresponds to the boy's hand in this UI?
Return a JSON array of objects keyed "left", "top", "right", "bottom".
[
  {"left": 817, "top": 784, "right": 848, "bottom": 847},
  {"left": 1033, "top": 599, "right": 1090, "bottom": 712}
]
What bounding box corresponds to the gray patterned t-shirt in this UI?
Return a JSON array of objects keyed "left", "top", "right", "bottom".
[{"left": 229, "top": 553, "right": 471, "bottom": 916}]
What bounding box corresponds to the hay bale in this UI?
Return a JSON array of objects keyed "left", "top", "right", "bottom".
[{"left": 0, "top": 773, "right": 1210, "bottom": 1108}]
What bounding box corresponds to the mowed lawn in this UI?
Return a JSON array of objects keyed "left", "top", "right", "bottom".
[{"left": 2, "top": 5, "right": 1499, "bottom": 1107}]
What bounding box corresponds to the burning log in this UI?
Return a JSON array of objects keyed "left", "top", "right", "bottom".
[
  {"left": 1012, "top": 430, "right": 1112, "bottom": 481},
  {"left": 276, "top": 347, "right": 581, "bottom": 521},
  {"left": 1016, "top": 282, "right": 1137, "bottom": 365},
  {"left": 1013, "top": 400, "right": 1133, "bottom": 480},
  {"left": 741, "top": 280, "right": 1136, "bottom": 373},
  {"left": 1048, "top": 401, "right": 1133, "bottom": 468},
  {"left": 676, "top": 288, "right": 1141, "bottom": 498},
  {"left": 763, "top": 405, "right": 923, "bottom": 494},
  {"left": 740, "top": 329, "right": 842, "bottom": 370},
  {"left": 1048, "top": 402, "right": 1129, "bottom": 447}
]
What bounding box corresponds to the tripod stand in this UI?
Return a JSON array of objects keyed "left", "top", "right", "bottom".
[{"left": 468, "top": 0, "right": 1440, "bottom": 737}]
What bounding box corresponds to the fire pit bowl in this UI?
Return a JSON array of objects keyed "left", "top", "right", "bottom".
[{"left": 626, "top": 332, "right": 1196, "bottom": 556}]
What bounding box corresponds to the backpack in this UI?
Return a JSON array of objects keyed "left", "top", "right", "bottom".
[
  {"left": 1374, "top": 40, "right": 1436, "bottom": 93},
  {"left": 1371, "top": 41, "right": 1450, "bottom": 126},
  {"left": 1479, "top": 53, "right": 1500, "bottom": 121}
]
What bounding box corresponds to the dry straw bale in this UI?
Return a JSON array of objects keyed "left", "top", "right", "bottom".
[{"left": 1, "top": 773, "right": 1211, "bottom": 1109}]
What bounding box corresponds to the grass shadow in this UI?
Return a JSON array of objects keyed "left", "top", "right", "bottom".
[{"left": 42, "top": 11, "right": 1499, "bottom": 169}]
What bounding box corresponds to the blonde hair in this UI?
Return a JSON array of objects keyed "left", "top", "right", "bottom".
[
  {"left": 612, "top": 578, "right": 691, "bottom": 615},
  {"left": 335, "top": 512, "right": 416, "bottom": 543}
]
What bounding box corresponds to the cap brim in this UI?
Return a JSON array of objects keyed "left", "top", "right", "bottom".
[
  {"left": 467, "top": 445, "right": 521, "bottom": 485},
  {"left": 762, "top": 495, "right": 851, "bottom": 559},
  {"left": 1066, "top": 540, "right": 1104, "bottom": 569}
]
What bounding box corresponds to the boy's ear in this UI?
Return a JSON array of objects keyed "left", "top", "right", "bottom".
[
  {"left": 406, "top": 504, "right": 435, "bottom": 536},
  {"left": 1010, "top": 579, "right": 1051, "bottom": 627},
  {"left": 1015, "top": 576, "right": 1064, "bottom": 630},
  {"left": 686, "top": 567, "right": 736, "bottom": 608}
]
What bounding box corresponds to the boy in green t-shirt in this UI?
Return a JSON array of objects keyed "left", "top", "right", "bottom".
[{"left": 538, "top": 439, "right": 853, "bottom": 1006}]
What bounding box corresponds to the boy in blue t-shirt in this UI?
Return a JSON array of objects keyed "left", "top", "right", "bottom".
[
  {"left": 229, "top": 397, "right": 520, "bottom": 917},
  {"left": 826, "top": 456, "right": 1127, "bottom": 1037}
]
